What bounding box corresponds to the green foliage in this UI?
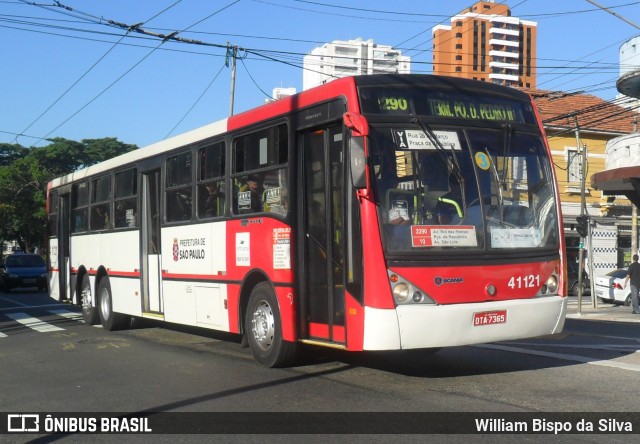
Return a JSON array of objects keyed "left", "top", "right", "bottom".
[{"left": 0, "top": 138, "right": 137, "bottom": 253}]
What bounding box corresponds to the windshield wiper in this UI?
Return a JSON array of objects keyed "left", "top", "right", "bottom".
[
  {"left": 410, "top": 115, "right": 464, "bottom": 186},
  {"left": 484, "top": 146, "right": 504, "bottom": 208},
  {"left": 500, "top": 123, "right": 513, "bottom": 191}
]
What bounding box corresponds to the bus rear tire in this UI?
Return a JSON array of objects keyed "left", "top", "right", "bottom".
[
  {"left": 98, "top": 277, "right": 130, "bottom": 331},
  {"left": 80, "top": 273, "right": 99, "bottom": 325},
  {"left": 245, "top": 282, "right": 298, "bottom": 368}
]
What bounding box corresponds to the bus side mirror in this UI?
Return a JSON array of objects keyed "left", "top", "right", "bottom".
[{"left": 350, "top": 136, "right": 366, "bottom": 189}]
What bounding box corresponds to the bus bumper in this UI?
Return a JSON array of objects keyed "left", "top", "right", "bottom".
[{"left": 362, "top": 296, "right": 567, "bottom": 350}]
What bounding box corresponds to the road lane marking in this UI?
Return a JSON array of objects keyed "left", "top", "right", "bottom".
[
  {"left": 475, "top": 343, "right": 640, "bottom": 372},
  {"left": 511, "top": 342, "right": 640, "bottom": 353},
  {"left": 0, "top": 303, "right": 74, "bottom": 312},
  {"left": 48, "top": 309, "right": 83, "bottom": 322},
  {"left": 0, "top": 331, "right": 6, "bottom": 338},
  {"left": 6, "top": 312, "right": 64, "bottom": 332}
]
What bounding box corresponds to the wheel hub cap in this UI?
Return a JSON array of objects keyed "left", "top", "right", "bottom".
[{"left": 251, "top": 301, "right": 274, "bottom": 351}]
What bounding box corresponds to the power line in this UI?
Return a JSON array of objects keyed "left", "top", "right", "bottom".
[
  {"left": 26, "top": 1, "right": 241, "bottom": 143},
  {"left": 164, "top": 61, "right": 228, "bottom": 140},
  {"left": 12, "top": 30, "right": 130, "bottom": 144}
]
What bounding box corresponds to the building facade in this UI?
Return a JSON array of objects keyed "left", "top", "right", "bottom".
[
  {"left": 432, "top": 0, "right": 536, "bottom": 88},
  {"left": 302, "top": 38, "right": 410, "bottom": 90},
  {"left": 531, "top": 90, "right": 638, "bottom": 272}
]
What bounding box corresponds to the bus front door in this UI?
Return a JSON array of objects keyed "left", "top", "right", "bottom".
[
  {"left": 300, "top": 126, "right": 346, "bottom": 344},
  {"left": 140, "top": 170, "right": 164, "bottom": 316}
]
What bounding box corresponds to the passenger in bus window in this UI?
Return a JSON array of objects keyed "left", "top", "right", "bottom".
[
  {"left": 93, "top": 206, "right": 109, "bottom": 230},
  {"left": 115, "top": 202, "right": 136, "bottom": 228},
  {"left": 239, "top": 174, "right": 264, "bottom": 212},
  {"left": 201, "top": 182, "right": 224, "bottom": 217},
  {"left": 73, "top": 210, "right": 87, "bottom": 232}
]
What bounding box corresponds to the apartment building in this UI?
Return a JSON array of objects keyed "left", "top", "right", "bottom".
[
  {"left": 302, "top": 38, "right": 411, "bottom": 90},
  {"left": 432, "top": 0, "right": 536, "bottom": 88}
]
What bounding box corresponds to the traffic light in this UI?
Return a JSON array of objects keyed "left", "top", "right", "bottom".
[{"left": 576, "top": 215, "right": 589, "bottom": 237}]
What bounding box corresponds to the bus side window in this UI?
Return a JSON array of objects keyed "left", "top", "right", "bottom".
[
  {"left": 114, "top": 168, "right": 137, "bottom": 228},
  {"left": 166, "top": 151, "right": 193, "bottom": 222},
  {"left": 197, "top": 142, "right": 225, "bottom": 218},
  {"left": 71, "top": 181, "right": 89, "bottom": 233},
  {"left": 232, "top": 124, "right": 288, "bottom": 216},
  {"left": 167, "top": 189, "right": 193, "bottom": 222}
]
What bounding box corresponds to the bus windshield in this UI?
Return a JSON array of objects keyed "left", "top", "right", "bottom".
[{"left": 370, "top": 125, "right": 559, "bottom": 254}]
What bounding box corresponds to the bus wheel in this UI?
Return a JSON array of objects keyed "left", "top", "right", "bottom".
[
  {"left": 98, "top": 277, "right": 130, "bottom": 331},
  {"left": 80, "top": 274, "right": 99, "bottom": 325},
  {"left": 245, "top": 282, "right": 298, "bottom": 368}
]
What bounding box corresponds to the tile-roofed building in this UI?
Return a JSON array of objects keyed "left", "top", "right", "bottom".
[
  {"left": 526, "top": 89, "right": 637, "bottom": 135},
  {"left": 521, "top": 88, "right": 639, "bottom": 270}
]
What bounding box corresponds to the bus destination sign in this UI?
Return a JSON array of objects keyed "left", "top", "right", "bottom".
[
  {"left": 367, "top": 89, "right": 530, "bottom": 124},
  {"left": 426, "top": 98, "right": 523, "bottom": 123}
]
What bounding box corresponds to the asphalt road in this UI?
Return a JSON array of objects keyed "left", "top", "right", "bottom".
[{"left": 1, "top": 289, "right": 639, "bottom": 442}]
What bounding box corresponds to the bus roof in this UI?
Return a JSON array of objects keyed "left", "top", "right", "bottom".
[{"left": 48, "top": 74, "right": 531, "bottom": 190}]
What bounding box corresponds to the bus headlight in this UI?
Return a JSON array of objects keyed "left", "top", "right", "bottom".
[
  {"left": 388, "top": 270, "right": 436, "bottom": 306},
  {"left": 545, "top": 275, "right": 558, "bottom": 294},
  {"left": 393, "top": 283, "right": 411, "bottom": 304}
]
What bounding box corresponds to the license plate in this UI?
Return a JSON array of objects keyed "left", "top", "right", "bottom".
[{"left": 473, "top": 310, "right": 507, "bottom": 326}]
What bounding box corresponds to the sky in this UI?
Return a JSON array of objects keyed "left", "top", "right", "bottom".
[{"left": 1, "top": 0, "right": 640, "bottom": 149}]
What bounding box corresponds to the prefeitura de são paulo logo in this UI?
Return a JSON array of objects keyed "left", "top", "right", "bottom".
[{"left": 173, "top": 238, "right": 179, "bottom": 262}]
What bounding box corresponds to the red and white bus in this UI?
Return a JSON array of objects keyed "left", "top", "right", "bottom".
[{"left": 47, "top": 74, "right": 567, "bottom": 367}]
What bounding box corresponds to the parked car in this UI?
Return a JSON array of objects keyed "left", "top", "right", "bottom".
[
  {"left": 594, "top": 269, "right": 631, "bottom": 306},
  {"left": 0, "top": 253, "right": 47, "bottom": 292},
  {"left": 567, "top": 261, "right": 590, "bottom": 296}
]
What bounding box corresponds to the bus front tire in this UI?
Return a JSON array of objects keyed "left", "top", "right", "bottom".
[
  {"left": 98, "top": 277, "right": 130, "bottom": 331},
  {"left": 80, "top": 273, "right": 99, "bottom": 325},
  {"left": 245, "top": 282, "right": 298, "bottom": 368}
]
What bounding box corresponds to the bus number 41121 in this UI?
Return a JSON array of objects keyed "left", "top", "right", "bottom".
[{"left": 507, "top": 274, "right": 540, "bottom": 289}]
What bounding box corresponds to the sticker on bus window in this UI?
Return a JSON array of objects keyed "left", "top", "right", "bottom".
[
  {"left": 392, "top": 130, "right": 461, "bottom": 151},
  {"left": 238, "top": 191, "right": 252, "bottom": 210},
  {"left": 411, "top": 225, "right": 478, "bottom": 247},
  {"left": 474, "top": 152, "right": 491, "bottom": 170},
  {"left": 265, "top": 187, "right": 281, "bottom": 204},
  {"left": 273, "top": 227, "right": 291, "bottom": 270},
  {"left": 236, "top": 232, "right": 250, "bottom": 266}
]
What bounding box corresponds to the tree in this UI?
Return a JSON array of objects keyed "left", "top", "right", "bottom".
[
  {"left": 0, "top": 138, "right": 137, "bottom": 253},
  {"left": 0, "top": 143, "right": 28, "bottom": 167}
]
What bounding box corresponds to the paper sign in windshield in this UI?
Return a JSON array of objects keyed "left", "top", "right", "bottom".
[
  {"left": 411, "top": 225, "right": 478, "bottom": 247},
  {"left": 490, "top": 228, "right": 542, "bottom": 248},
  {"left": 393, "top": 130, "right": 461, "bottom": 151}
]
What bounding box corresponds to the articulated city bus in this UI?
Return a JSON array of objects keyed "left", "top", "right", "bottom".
[{"left": 47, "top": 74, "right": 567, "bottom": 367}]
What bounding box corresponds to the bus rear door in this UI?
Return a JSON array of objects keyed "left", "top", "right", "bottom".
[
  {"left": 57, "top": 193, "right": 71, "bottom": 301},
  {"left": 140, "top": 170, "right": 164, "bottom": 316}
]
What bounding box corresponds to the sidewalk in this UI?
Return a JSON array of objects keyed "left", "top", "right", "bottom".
[{"left": 565, "top": 295, "right": 640, "bottom": 323}]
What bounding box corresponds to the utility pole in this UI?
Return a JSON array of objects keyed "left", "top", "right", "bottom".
[
  {"left": 633, "top": 206, "right": 638, "bottom": 262},
  {"left": 227, "top": 44, "right": 238, "bottom": 116},
  {"left": 574, "top": 115, "right": 587, "bottom": 314}
]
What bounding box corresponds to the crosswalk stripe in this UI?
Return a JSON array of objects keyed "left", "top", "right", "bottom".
[
  {"left": 48, "top": 309, "right": 83, "bottom": 322},
  {"left": 6, "top": 312, "right": 64, "bottom": 332},
  {"left": 0, "top": 331, "right": 6, "bottom": 338}
]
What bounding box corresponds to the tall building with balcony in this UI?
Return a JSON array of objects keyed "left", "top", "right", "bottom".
[
  {"left": 302, "top": 38, "right": 411, "bottom": 90},
  {"left": 432, "top": 0, "right": 536, "bottom": 88}
]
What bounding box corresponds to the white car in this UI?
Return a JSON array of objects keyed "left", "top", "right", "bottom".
[{"left": 594, "top": 269, "right": 632, "bottom": 306}]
